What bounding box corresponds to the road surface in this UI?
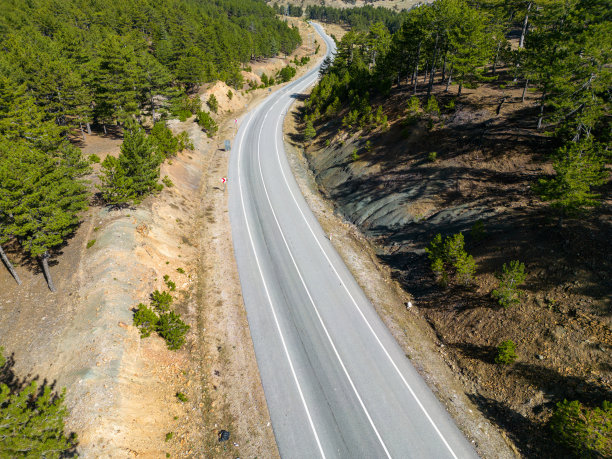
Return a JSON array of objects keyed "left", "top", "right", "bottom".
[{"left": 228, "top": 22, "right": 478, "bottom": 459}]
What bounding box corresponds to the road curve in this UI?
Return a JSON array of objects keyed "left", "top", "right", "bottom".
[{"left": 228, "top": 23, "right": 478, "bottom": 459}]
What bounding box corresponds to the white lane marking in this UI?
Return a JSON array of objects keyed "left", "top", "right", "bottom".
[
  {"left": 257, "top": 104, "right": 393, "bottom": 458},
  {"left": 235, "top": 103, "right": 327, "bottom": 459},
  {"left": 270, "top": 53, "right": 460, "bottom": 459}
]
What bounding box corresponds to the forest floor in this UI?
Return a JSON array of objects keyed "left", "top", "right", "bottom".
[
  {"left": 287, "top": 59, "right": 611, "bottom": 457},
  {"left": 0, "top": 19, "right": 325, "bottom": 458}
]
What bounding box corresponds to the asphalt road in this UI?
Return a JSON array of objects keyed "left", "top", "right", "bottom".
[{"left": 228, "top": 22, "right": 479, "bottom": 459}]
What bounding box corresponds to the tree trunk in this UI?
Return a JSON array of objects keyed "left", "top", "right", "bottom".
[
  {"left": 87, "top": 122, "right": 92, "bottom": 135},
  {"left": 0, "top": 244, "right": 21, "bottom": 285},
  {"left": 458, "top": 80, "right": 463, "bottom": 96},
  {"left": 496, "top": 96, "right": 507, "bottom": 115},
  {"left": 522, "top": 79, "right": 529, "bottom": 103},
  {"left": 427, "top": 33, "right": 439, "bottom": 98},
  {"left": 40, "top": 252, "right": 56, "bottom": 292},
  {"left": 445, "top": 68, "right": 453, "bottom": 92},
  {"left": 441, "top": 53, "right": 447, "bottom": 82},
  {"left": 103, "top": 124, "right": 107, "bottom": 135},
  {"left": 519, "top": 2, "right": 532, "bottom": 49},
  {"left": 413, "top": 42, "right": 422, "bottom": 95},
  {"left": 537, "top": 91, "right": 546, "bottom": 129},
  {"left": 492, "top": 41, "right": 501, "bottom": 75},
  {"left": 80, "top": 124, "right": 86, "bottom": 141}
]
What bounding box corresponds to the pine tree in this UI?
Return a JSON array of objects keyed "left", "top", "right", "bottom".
[
  {"left": 0, "top": 77, "right": 62, "bottom": 151},
  {"left": 207, "top": 94, "right": 219, "bottom": 114},
  {"left": 537, "top": 139, "right": 608, "bottom": 215},
  {"left": 0, "top": 348, "right": 77, "bottom": 457},
  {"left": 98, "top": 155, "right": 137, "bottom": 208},
  {"left": 303, "top": 121, "right": 316, "bottom": 142},
  {"left": 0, "top": 139, "right": 89, "bottom": 292}
]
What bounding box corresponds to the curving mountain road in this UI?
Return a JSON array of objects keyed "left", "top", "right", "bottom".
[{"left": 228, "top": 23, "right": 478, "bottom": 459}]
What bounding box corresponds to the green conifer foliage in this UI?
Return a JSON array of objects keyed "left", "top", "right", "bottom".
[
  {"left": 0, "top": 139, "right": 89, "bottom": 291},
  {"left": 0, "top": 370, "right": 77, "bottom": 457},
  {"left": 117, "top": 123, "right": 162, "bottom": 201}
]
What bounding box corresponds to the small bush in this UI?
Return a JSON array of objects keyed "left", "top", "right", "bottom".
[
  {"left": 151, "top": 290, "right": 173, "bottom": 313},
  {"left": 162, "top": 175, "right": 174, "bottom": 188},
  {"left": 227, "top": 90, "right": 233, "bottom": 100},
  {"left": 163, "top": 274, "right": 176, "bottom": 291},
  {"left": 86, "top": 239, "right": 96, "bottom": 248},
  {"left": 549, "top": 399, "right": 611, "bottom": 457},
  {"left": 428, "top": 152, "right": 438, "bottom": 162},
  {"left": 157, "top": 311, "right": 190, "bottom": 350},
  {"left": 133, "top": 304, "right": 159, "bottom": 338},
  {"left": 176, "top": 392, "right": 188, "bottom": 402},
  {"left": 207, "top": 94, "right": 218, "bottom": 114},
  {"left": 176, "top": 267, "right": 185, "bottom": 274},
  {"left": 426, "top": 232, "right": 477, "bottom": 286},
  {"left": 89, "top": 154, "right": 101, "bottom": 164},
  {"left": 196, "top": 110, "right": 218, "bottom": 137},
  {"left": 351, "top": 149, "right": 360, "bottom": 161},
  {"left": 303, "top": 121, "right": 316, "bottom": 142},
  {"left": 495, "top": 340, "right": 517, "bottom": 364},
  {"left": 492, "top": 260, "right": 527, "bottom": 308},
  {"left": 165, "top": 432, "right": 173, "bottom": 442}
]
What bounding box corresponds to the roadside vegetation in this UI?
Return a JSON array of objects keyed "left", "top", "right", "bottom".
[
  {"left": 297, "top": 0, "right": 610, "bottom": 456},
  {"left": 0, "top": 0, "right": 302, "bottom": 290},
  {"left": 0, "top": 348, "right": 77, "bottom": 456}
]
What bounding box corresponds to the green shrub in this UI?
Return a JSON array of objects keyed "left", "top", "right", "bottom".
[
  {"left": 0, "top": 349, "right": 77, "bottom": 457},
  {"left": 89, "top": 154, "right": 101, "bottom": 164},
  {"left": 351, "top": 149, "right": 360, "bottom": 161},
  {"left": 176, "top": 267, "right": 185, "bottom": 274},
  {"left": 133, "top": 303, "right": 159, "bottom": 338},
  {"left": 196, "top": 110, "right": 218, "bottom": 137},
  {"left": 278, "top": 65, "right": 297, "bottom": 82},
  {"left": 425, "top": 95, "right": 440, "bottom": 116},
  {"left": 227, "top": 90, "right": 233, "bottom": 100},
  {"left": 162, "top": 175, "right": 174, "bottom": 188},
  {"left": 157, "top": 311, "right": 190, "bottom": 350},
  {"left": 492, "top": 260, "right": 527, "bottom": 308},
  {"left": 495, "top": 340, "right": 517, "bottom": 364},
  {"left": 176, "top": 131, "right": 193, "bottom": 151},
  {"left": 426, "top": 232, "right": 477, "bottom": 286},
  {"left": 207, "top": 94, "right": 218, "bottom": 114},
  {"left": 165, "top": 432, "right": 173, "bottom": 442},
  {"left": 406, "top": 96, "right": 420, "bottom": 116},
  {"left": 428, "top": 152, "right": 438, "bottom": 162},
  {"left": 176, "top": 392, "right": 188, "bottom": 402},
  {"left": 163, "top": 274, "right": 176, "bottom": 291},
  {"left": 303, "top": 121, "right": 316, "bottom": 142},
  {"left": 86, "top": 239, "right": 96, "bottom": 248},
  {"left": 550, "top": 399, "right": 611, "bottom": 457},
  {"left": 151, "top": 290, "right": 173, "bottom": 313}
]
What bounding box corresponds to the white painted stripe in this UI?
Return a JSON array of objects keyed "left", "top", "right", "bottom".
[
  {"left": 270, "top": 42, "right": 460, "bottom": 459},
  {"left": 236, "top": 104, "right": 327, "bottom": 459},
  {"left": 257, "top": 106, "right": 393, "bottom": 459}
]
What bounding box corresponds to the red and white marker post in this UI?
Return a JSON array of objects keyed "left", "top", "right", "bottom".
[{"left": 221, "top": 177, "right": 227, "bottom": 191}]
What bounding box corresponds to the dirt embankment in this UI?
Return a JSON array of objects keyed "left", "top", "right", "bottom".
[
  {"left": 286, "top": 64, "right": 611, "bottom": 456},
  {"left": 0, "top": 20, "right": 326, "bottom": 458}
]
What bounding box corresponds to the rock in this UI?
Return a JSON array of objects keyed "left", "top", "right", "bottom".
[{"left": 118, "top": 321, "right": 128, "bottom": 328}]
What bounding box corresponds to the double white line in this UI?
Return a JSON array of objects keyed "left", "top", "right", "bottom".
[{"left": 234, "top": 29, "right": 459, "bottom": 459}]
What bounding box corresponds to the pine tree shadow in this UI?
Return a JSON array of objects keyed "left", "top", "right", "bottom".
[{"left": 467, "top": 393, "right": 575, "bottom": 458}]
